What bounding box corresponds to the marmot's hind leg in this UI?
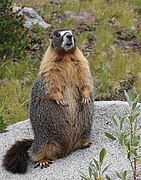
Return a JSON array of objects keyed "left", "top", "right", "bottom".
[
  {"left": 31, "top": 141, "right": 64, "bottom": 169},
  {"left": 80, "top": 139, "right": 92, "bottom": 149},
  {"left": 75, "top": 138, "right": 91, "bottom": 151}
]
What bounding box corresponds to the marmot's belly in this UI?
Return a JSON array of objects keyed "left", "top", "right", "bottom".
[
  {"left": 30, "top": 81, "right": 92, "bottom": 154},
  {"left": 62, "top": 85, "right": 91, "bottom": 143}
]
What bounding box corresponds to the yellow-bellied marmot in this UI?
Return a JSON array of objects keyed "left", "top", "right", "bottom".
[{"left": 3, "top": 29, "right": 94, "bottom": 174}]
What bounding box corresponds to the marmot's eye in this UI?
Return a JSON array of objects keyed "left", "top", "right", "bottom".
[{"left": 56, "top": 33, "right": 60, "bottom": 37}]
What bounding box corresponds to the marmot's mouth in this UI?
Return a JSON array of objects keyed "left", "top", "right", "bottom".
[{"left": 66, "top": 42, "right": 73, "bottom": 46}]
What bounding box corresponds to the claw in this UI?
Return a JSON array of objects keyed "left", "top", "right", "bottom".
[
  {"left": 56, "top": 100, "right": 68, "bottom": 106},
  {"left": 82, "top": 97, "right": 91, "bottom": 104},
  {"left": 62, "top": 100, "right": 69, "bottom": 106},
  {"left": 86, "top": 97, "right": 91, "bottom": 104},
  {"left": 60, "top": 100, "right": 65, "bottom": 105},
  {"left": 34, "top": 160, "right": 50, "bottom": 169},
  {"left": 56, "top": 100, "right": 60, "bottom": 104},
  {"left": 48, "top": 160, "right": 52, "bottom": 164},
  {"left": 82, "top": 98, "right": 84, "bottom": 104},
  {"left": 89, "top": 97, "right": 91, "bottom": 102},
  {"left": 34, "top": 162, "right": 40, "bottom": 168}
]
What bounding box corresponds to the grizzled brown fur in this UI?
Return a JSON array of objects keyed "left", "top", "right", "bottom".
[
  {"left": 40, "top": 46, "right": 93, "bottom": 104},
  {"left": 3, "top": 29, "right": 94, "bottom": 174},
  {"left": 30, "top": 45, "right": 94, "bottom": 163}
]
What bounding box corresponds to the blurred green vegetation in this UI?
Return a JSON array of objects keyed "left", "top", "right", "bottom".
[{"left": 1, "top": 0, "right": 141, "bottom": 131}]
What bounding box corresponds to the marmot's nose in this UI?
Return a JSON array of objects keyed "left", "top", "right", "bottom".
[{"left": 66, "top": 34, "right": 72, "bottom": 41}]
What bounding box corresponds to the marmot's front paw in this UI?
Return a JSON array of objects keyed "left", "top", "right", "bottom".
[
  {"left": 56, "top": 99, "right": 68, "bottom": 106},
  {"left": 81, "top": 85, "right": 92, "bottom": 104},
  {"left": 47, "top": 91, "right": 68, "bottom": 106},
  {"left": 82, "top": 97, "right": 91, "bottom": 104}
]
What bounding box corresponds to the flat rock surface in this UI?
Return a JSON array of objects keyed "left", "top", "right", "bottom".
[{"left": 0, "top": 101, "right": 141, "bottom": 180}]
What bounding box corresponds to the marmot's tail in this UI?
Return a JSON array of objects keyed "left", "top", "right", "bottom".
[{"left": 3, "top": 139, "right": 33, "bottom": 174}]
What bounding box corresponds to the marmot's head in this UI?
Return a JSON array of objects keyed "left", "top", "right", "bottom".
[{"left": 49, "top": 29, "right": 76, "bottom": 52}]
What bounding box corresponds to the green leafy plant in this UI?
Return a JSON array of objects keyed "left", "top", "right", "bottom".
[
  {"left": 80, "top": 148, "right": 128, "bottom": 180},
  {"left": 0, "top": 0, "right": 29, "bottom": 60},
  {"left": 0, "top": 114, "right": 7, "bottom": 133},
  {"left": 105, "top": 90, "right": 141, "bottom": 180},
  {"left": 115, "top": 171, "right": 127, "bottom": 180},
  {"left": 80, "top": 148, "right": 111, "bottom": 180}
]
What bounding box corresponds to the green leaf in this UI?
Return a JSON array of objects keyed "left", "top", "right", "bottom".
[
  {"left": 89, "top": 161, "right": 96, "bottom": 178},
  {"left": 134, "top": 103, "right": 141, "bottom": 112},
  {"left": 112, "top": 116, "right": 118, "bottom": 127},
  {"left": 105, "top": 175, "right": 112, "bottom": 180},
  {"left": 118, "top": 134, "right": 125, "bottom": 146},
  {"left": 116, "top": 171, "right": 127, "bottom": 180},
  {"left": 93, "top": 158, "right": 99, "bottom": 171},
  {"left": 132, "top": 101, "right": 138, "bottom": 111},
  {"left": 131, "top": 149, "right": 137, "bottom": 156},
  {"left": 129, "top": 115, "right": 133, "bottom": 124},
  {"left": 123, "top": 171, "right": 127, "bottom": 180},
  {"left": 102, "top": 164, "right": 110, "bottom": 174},
  {"left": 127, "top": 151, "right": 135, "bottom": 160},
  {"left": 99, "top": 148, "right": 106, "bottom": 165},
  {"left": 105, "top": 132, "right": 116, "bottom": 140},
  {"left": 88, "top": 166, "right": 92, "bottom": 178},
  {"left": 80, "top": 175, "right": 87, "bottom": 180},
  {"left": 120, "top": 118, "right": 124, "bottom": 130},
  {"left": 124, "top": 139, "right": 130, "bottom": 149},
  {"left": 89, "top": 161, "right": 96, "bottom": 171},
  {"left": 132, "top": 111, "right": 139, "bottom": 122},
  {"left": 127, "top": 151, "right": 130, "bottom": 159},
  {"left": 132, "top": 135, "right": 140, "bottom": 147},
  {"left": 115, "top": 116, "right": 121, "bottom": 128},
  {"left": 92, "top": 171, "right": 98, "bottom": 180},
  {"left": 80, "top": 172, "right": 88, "bottom": 180},
  {"left": 124, "top": 90, "right": 131, "bottom": 106},
  {"left": 115, "top": 171, "right": 122, "bottom": 179},
  {"left": 134, "top": 122, "right": 137, "bottom": 134}
]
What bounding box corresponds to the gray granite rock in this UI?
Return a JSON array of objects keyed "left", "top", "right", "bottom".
[
  {"left": 13, "top": 7, "right": 51, "bottom": 29},
  {"left": 0, "top": 101, "right": 141, "bottom": 180}
]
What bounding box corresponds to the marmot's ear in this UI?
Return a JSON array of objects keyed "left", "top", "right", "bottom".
[{"left": 49, "top": 32, "right": 53, "bottom": 39}]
